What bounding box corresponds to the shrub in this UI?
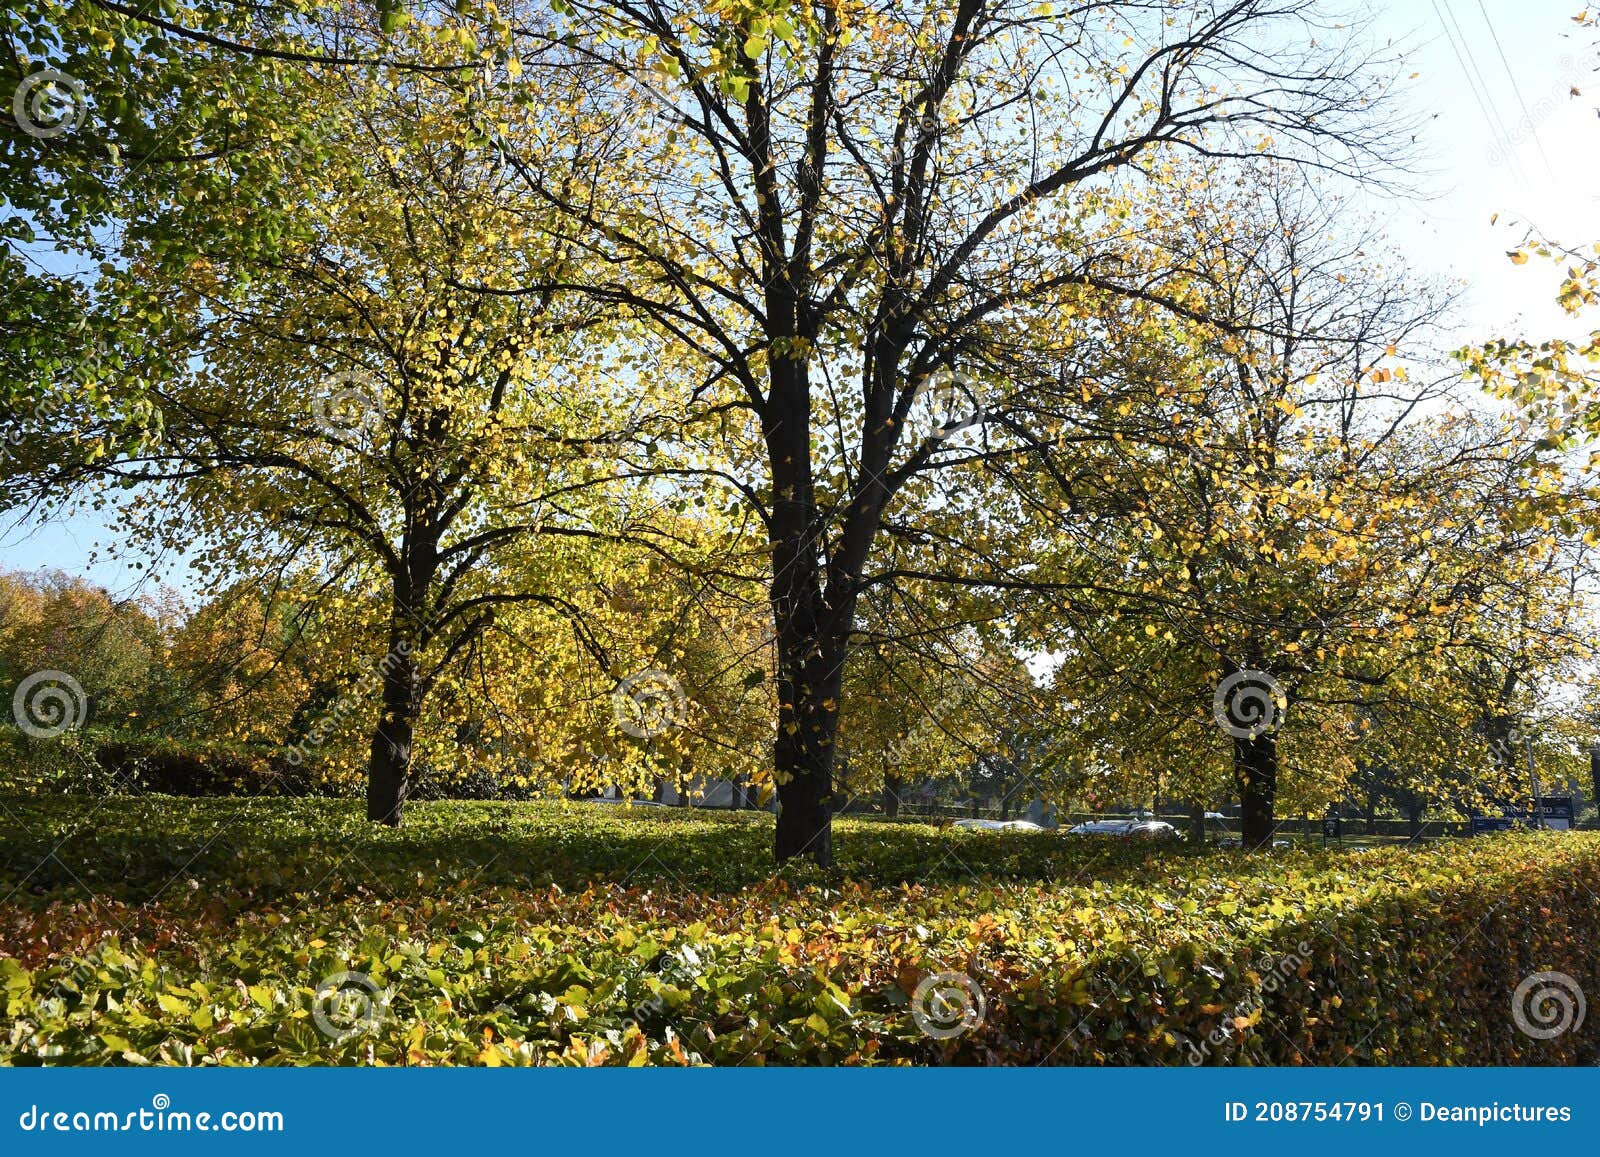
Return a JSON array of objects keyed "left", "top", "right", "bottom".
[
  {"left": 407, "top": 761, "right": 543, "bottom": 802},
  {"left": 0, "top": 728, "right": 317, "bottom": 798},
  {"left": 96, "top": 734, "right": 317, "bottom": 796},
  {"left": 0, "top": 798, "right": 1594, "bottom": 1066},
  {"left": 0, "top": 728, "right": 555, "bottom": 802}
]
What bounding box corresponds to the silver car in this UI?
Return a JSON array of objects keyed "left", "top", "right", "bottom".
[
  {"left": 1066, "top": 819, "right": 1179, "bottom": 840},
  {"left": 952, "top": 818, "right": 1046, "bottom": 832}
]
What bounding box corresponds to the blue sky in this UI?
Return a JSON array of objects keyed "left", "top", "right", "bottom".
[{"left": 3, "top": 1, "right": 1596, "bottom": 604}]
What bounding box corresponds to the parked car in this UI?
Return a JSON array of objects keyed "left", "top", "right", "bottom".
[
  {"left": 1066, "top": 819, "right": 1180, "bottom": 840},
  {"left": 952, "top": 818, "right": 1046, "bottom": 832}
]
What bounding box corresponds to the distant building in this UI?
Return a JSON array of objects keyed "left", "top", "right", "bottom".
[{"left": 592, "top": 774, "right": 770, "bottom": 810}]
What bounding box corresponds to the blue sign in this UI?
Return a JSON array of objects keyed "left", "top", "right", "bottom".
[
  {"left": 1470, "top": 797, "right": 1575, "bottom": 834},
  {"left": 1538, "top": 796, "right": 1576, "bottom": 830}
]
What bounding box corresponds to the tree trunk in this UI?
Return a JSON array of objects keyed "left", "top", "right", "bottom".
[
  {"left": 882, "top": 774, "right": 902, "bottom": 818},
  {"left": 770, "top": 672, "right": 842, "bottom": 866},
  {"left": 772, "top": 634, "right": 844, "bottom": 865},
  {"left": 1235, "top": 732, "right": 1278, "bottom": 849},
  {"left": 1188, "top": 800, "right": 1206, "bottom": 847},
  {"left": 1589, "top": 744, "right": 1599, "bottom": 823},
  {"left": 775, "top": 757, "right": 833, "bottom": 863},
  {"left": 366, "top": 641, "right": 418, "bottom": 826}
]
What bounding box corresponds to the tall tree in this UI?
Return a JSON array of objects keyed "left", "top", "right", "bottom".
[
  {"left": 7, "top": 32, "right": 647, "bottom": 823},
  {"left": 1016, "top": 171, "right": 1597, "bottom": 845},
  {"left": 498, "top": 0, "right": 1401, "bottom": 862}
]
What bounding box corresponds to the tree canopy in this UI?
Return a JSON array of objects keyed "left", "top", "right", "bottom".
[{"left": 4, "top": 0, "right": 1598, "bottom": 861}]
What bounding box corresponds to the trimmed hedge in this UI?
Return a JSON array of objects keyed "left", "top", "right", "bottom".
[
  {"left": 0, "top": 798, "right": 1595, "bottom": 1065},
  {"left": 0, "top": 729, "right": 315, "bottom": 798},
  {"left": 1, "top": 729, "right": 549, "bottom": 802}
]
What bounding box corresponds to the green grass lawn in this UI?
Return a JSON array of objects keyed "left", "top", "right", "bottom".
[
  {"left": 3, "top": 796, "right": 1597, "bottom": 1066},
  {"left": 0, "top": 795, "right": 1180, "bottom": 898}
]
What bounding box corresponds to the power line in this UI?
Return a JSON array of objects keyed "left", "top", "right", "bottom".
[
  {"left": 1474, "top": 0, "right": 1556, "bottom": 177},
  {"left": 1442, "top": 0, "right": 1522, "bottom": 151},
  {"left": 1432, "top": 0, "right": 1526, "bottom": 184}
]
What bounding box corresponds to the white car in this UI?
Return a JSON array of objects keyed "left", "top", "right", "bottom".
[
  {"left": 952, "top": 818, "right": 1045, "bottom": 832},
  {"left": 1067, "top": 819, "right": 1180, "bottom": 840}
]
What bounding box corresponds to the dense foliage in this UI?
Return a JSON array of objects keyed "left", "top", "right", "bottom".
[
  {"left": 2, "top": 798, "right": 1594, "bottom": 1066},
  {"left": 10, "top": 2, "right": 1599, "bottom": 861}
]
